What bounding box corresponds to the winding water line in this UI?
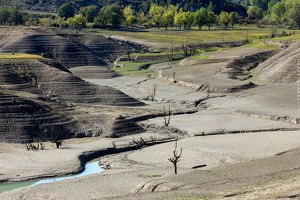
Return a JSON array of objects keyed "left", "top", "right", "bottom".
[{"left": 0, "top": 161, "right": 104, "bottom": 193}]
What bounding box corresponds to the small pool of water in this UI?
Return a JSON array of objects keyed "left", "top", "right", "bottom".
[{"left": 0, "top": 161, "right": 104, "bottom": 193}]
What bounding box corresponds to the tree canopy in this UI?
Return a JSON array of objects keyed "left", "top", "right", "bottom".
[{"left": 58, "top": 3, "right": 75, "bottom": 19}]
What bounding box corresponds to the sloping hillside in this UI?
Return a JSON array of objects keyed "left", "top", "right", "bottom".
[
  {"left": 1, "top": 58, "right": 144, "bottom": 106},
  {"left": 254, "top": 41, "right": 299, "bottom": 84},
  {"left": 0, "top": 27, "right": 147, "bottom": 143}
]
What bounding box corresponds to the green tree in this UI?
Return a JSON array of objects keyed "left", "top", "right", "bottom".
[
  {"left": 287, "top": 4, "right": 300, "bottom": 28},
  {"left": 123, "top": 5, "right": 134, "bottom": 19},
  {"left": 94, "top": 4, "right": 123, "bottom": 27},
  {"left": 149, "top": 3, "right": 164, "bottom": 29},
  {"left": 162, "top": 9, "right": 174, "bottom": 30},
  {"left": 57, "top": 17, "right": 67, "bottom": 28},
  {"left": 6, "top": 7, "right": 23, "bottom": 25},
  {"left": 161, "top": 5, "right": 177, "bottom": 30},
  {"left": 67, "top": 14, "right": 87, "bottom": 29},
  {"left": 268, "top": 0, "right": 300, "bottom": 25},
  {"left": 207, "top": 11, "right": 216, "bottom": 29},
  {"left": 80, "top": 5, "right": 99, "bottom": 22},
  {"left": 270, "top": 2, "right": 286, "bottom": 24},
  {"left": 182, "top": 12, "right": 194, "bottom": 29},
  {"left": 219, "top": 11, "right": 231, "bottom": 28},
  {"left": 39, "top": 18, "right": 51, "bottom": 26},
  {"left": 194, "top": 7, "right": 208, "bottom": 30},
  {"left": 250, "top": 0, "right": 271, "bottom": 11},
  {"left": 126, "top": 15, "right": 137, "bottom": 27},
  {"left": 0, "top": 8, "right": 10, "bottom": 24},
  {"left": 174, "top": 10, "right": 184, "bottom": 29},
  {"left": 58, "top": 3, "right": 75, "bottom": 19},
  {"left": 247, "top": 6, "right": 263, "bottom": 19},
  {"left": 230, "top": 12, "right": 238, "bottom": 29}
]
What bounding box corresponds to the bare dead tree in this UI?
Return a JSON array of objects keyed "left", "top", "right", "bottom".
[
  {"left": 132, "top": 136, "right": 157, "bottom": 148},
  {"left": 270, "top": 26, "right": 277, "bottom": 38},
  {"left": 24, "top": 137, "right": 45, "bottom": 151},
  {"left": 181, "top": 37, "right": 197, "bottom": 58},
  {"left": 181, "top": 37, "right": 189, "bottom": 58},
  {"left": 125, "top": 45, "right": 132, "bottom": 61},
  {"left": 147, "top": 84, "right": 157, "bottom": 101},
  {"left": 168, "top": 140, "right": 183, "bottom": 174},
  {"left": 245, "top": 28, "right": 250, "bottom": 44},
  {"left": 163, "top": 104, "right": 171, "bottom": 126},
  {"left": 133, "top": 137, "right": 147, "bottom": 147},
  {"left": 167, "top": 39, "right": 175, "bottom": 61},
  {"left": 43, "top": 125, "right": 66, "bottom": 149}
]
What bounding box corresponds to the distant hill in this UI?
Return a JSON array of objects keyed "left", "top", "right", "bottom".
[
  {"left": 0, "top": 0, "right": 247, "bottom": 15},
  {"left": 0, "top": 0, "right": 100, "bottom": 13}
]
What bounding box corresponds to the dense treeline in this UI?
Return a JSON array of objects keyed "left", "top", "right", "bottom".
[
  {"left": 0, "top": 7, "right": 23, "bottom": 25},
  {"left": 0, "top": 0, "right": 247, "bottom": 15},
  {"left": 54, "top": 2, "right": 241, "bottom": 30},
  {"left": 2, "top": 0, "right": 300, "bottom": 30}
]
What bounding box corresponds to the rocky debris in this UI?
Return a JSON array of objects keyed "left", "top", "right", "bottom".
[
  {"left": 139, "top": 123, "right": 187, "bottom": 136},
  {"left": 231, "top": 109, "right": 300, "bottom": 124},
  {"left": 130, "top": 180, "right": 183, "bottom": 193},
  {"left": 158, "top": 73, "right": 255, "bottom": 93}
]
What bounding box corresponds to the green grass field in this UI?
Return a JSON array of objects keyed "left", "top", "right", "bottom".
[
  {"left": 86, "top": 25, "right": 298, "bottom": 51},
  {"left": 98, "top": 25, "right": 296, "bottom": 75},
  {"left": 112, "top": 61, "right": 158, "bottom": 76}
]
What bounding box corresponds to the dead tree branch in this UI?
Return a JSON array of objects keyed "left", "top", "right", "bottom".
[
  {"left": 147, "top": 84, "right": 157, "bottom": 101},
  {"left": 168, "top": 140, "right": 183, "bottom": 174},
  {"left": 163, "top": 104, "right": 171, "bottom": 126}
]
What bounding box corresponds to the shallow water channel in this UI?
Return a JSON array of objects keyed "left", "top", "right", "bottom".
[{"left": 0, "top": 161, "right": 104, "bottom": 193}]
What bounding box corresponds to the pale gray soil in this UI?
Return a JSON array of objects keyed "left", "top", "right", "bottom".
[{"left": 1, "top": 38, "right": 300, "bottom": 200}]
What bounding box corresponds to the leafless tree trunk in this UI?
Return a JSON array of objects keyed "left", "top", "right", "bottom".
[
  {"left": 168, "top": 140, "right": 182, "bottom": 174},
  {"left": 163, "top": 104, "right": 171, "bottom": 126},
  {"left": 270, "top": 26, "right": 277, "bottom": 38},
  {"left": 43, "top": 125, "right": 66, "bottom": 149},
  {"left": 181, "top": 37, "right": 189, "bottom": 58},
  {"left": 147, "top": 84, "right": 157, "bottom": 101},
  {"left": 181, "top": 37, "right": 196, "bottom": 58},
  {"left": 167, "top": 39, "right": 175, "bottom": 61},
  {"left": 24, "top": 137, "right": 45, "bottom": 151}
]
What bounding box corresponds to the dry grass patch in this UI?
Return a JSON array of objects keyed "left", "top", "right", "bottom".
[{"left": 0, "top": 53, "right": 42, "bottom": 59}]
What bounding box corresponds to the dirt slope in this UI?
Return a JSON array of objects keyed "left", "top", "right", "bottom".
[{"left": 255, "top": 41, "right": 300, "bottom": 84}]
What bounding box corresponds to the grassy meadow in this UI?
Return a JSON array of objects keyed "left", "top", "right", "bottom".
[
  {"left": 87, "top": 25, "right": 298, "bottom": 50},
  {"left": 87, "top": 25, "right": 298, "bottom": 75}
]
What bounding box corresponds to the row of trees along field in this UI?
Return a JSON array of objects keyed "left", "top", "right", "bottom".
[{"left": 1, "top": 0, "right": 300, "bottom": 29}]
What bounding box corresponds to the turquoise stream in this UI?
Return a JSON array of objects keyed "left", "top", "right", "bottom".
[{"left": 0, "top": 161, "right": 104, "bottom": 193}]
